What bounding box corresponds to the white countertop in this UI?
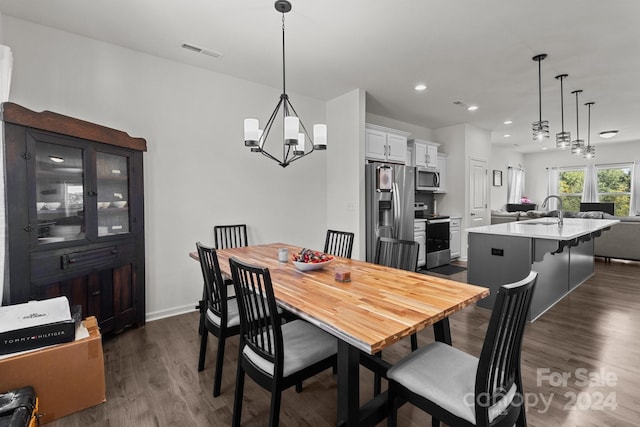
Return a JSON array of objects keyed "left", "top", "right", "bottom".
[{"left": 466, "top": 217, "right": 619, "bottom": 240}]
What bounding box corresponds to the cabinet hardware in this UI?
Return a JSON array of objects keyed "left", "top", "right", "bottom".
[
  {"left": 91, "top": 290, "right": 101, "bottom": 296},
  {"left": 68, "top": 258, "right": 77, "bottom": 264},
  {"left": 23, "top": 224, "right": 33, "bottom": 232},
  {"left": 87, "top": 191, "right": 98, "bottom": 196},
  {"left": 21, "top": 152, "right": 32, "bottom": 160},
  {"left": 111, "top": 249, "right": 118, "bottom": 255}
]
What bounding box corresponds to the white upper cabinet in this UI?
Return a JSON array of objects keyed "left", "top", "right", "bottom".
[
  {"left": 409, "top": 139, "right": 439, "bottom": 169},
  {"left": 365, "top": 124, "right": 410, "bottom": 164}
]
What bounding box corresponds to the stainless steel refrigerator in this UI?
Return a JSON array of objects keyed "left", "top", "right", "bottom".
[{"left": 365, "top": 162, "right": 415, "bottom": 262}]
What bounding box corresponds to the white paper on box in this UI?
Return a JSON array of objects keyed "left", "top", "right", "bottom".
[{"left": 0, "top": 296, "right": 72, "bottom": 333}]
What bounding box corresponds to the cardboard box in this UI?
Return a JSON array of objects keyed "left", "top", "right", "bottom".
[{"left": 0, "top": 317, "right": 106, "bottom": 424}]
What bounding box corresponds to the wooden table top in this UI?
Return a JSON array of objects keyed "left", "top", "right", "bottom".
[{"left": 190, "top": 243, "right": 489, "bottom": 354}]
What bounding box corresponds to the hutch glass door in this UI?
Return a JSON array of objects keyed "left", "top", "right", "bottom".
[
  {"left": 35, "top": 141, "right": 86, "bottom": 244},
  {"left": 96, "top": 151, "right": 130, "bottom": 236}
]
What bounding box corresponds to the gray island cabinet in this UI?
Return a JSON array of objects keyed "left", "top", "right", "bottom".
[{"left": 467, "top": 217, "right": 618, "bottom": 321}]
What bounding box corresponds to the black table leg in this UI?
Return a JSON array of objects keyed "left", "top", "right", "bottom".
[
  {"left": 337, "top": 340, "right": 360, "bottom": 426},
  {"left": 433, "top": 318, "right": 451, "bottom": 345}
]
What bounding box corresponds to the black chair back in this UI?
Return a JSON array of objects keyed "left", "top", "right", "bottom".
[
  {"left": 229, "top": 257, "right": 284, "bottom": 376},
  {"left": 475, "top": 271, "right": 538, "bottom": 426},
  {"left": 214, "top": 224, "right": 248, "bottom": 249},
  {"left": 374, "top": 237, "right": 419, "bottom": 272},
  {"left": 196, "top": 242, "right": 229, "bottom": 326},
  {"left": 324, "top": 229, "right": 355, "bottom": 258}
]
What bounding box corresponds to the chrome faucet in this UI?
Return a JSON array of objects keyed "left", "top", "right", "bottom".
[{"left": 541, "top": 195, "right": 563, "bottom": 227}]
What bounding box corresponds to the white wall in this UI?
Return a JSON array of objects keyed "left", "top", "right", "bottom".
[
  {"left": 326, "top": 89, "right": 366, "bottom": 259},
  {"left": 2, "top": 16, "right": 329, "bottom": 320},
  {"left": 489, "top": 146, "right": 525, "bottom": 210},
  {"left": 523, "top": 140, "right": 640, "bottom": 208}
]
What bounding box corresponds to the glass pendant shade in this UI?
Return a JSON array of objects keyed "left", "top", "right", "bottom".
[
  {"left": 556, "top": 132, "right": 571, "bottom": 149},
  {"left": 583, "top": 101, "right": 595, "bottom": 159},
  {"left": 571, "top": 139, "right": 585, "bottom": 155},
  {"left": 294, "top": 132, "right": 305, "bottom": 155},
  {"left": 532, "top": 54, "right": 549, "bottom": 141},
  {"left": 244, "top": 118, "right": 260, "bottom": 147},
  {"left": 555, "top": 74, "right": 571, "bottom": 149},
  {"left": 571, "top": 90, "right": 584, "bottom": 156},
  {"left": 313, "top": 124, "right": 327, "bottom": 150},
  {"left": 532, "top": 120, "right": 550, "bottom": 141}
]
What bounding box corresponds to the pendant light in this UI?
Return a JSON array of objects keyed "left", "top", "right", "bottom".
[
  {"left": 584, "top": 102, "right": 596, "bottom": 159},
  {"left": 242, "top": 0, "right": 327, "bottom": 168},
  {"left": 570, "top": 90, "right": 585, "bottom": 155},
  {"left": 555, "top": 74, "right": 571, "bottom": 149},
  {"left": 532, "top": 54, "right": 549, "bottom": 141}
]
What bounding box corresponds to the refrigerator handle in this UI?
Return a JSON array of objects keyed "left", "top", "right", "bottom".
[{"left": 392, "top": 181, "right": 400, "bottom": 239}]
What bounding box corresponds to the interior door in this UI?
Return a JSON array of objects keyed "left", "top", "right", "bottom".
[{"left": 469, "top": 158, "right": 488, "bottom": 228}]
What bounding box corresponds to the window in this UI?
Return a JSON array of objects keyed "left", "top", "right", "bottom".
[
  {"left": 558, "top": 168, "right": 584, "bottom": 212},
  {"left": 596, "top": 164, "right": 632, "bottom": 216},
  {"left": 556, "top": 164, "right": 633, "bottom": 216}
]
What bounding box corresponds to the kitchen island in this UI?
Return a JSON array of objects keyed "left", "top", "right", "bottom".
[{"left": 467, "top": 217, "right": 619, "bottom": 321}]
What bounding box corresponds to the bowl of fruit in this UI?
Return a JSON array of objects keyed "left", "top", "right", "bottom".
[{"left": 292, "top": 249, "right": 334, "bottom": 271}]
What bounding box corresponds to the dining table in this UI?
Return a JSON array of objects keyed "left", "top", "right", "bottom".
[{"left": 189, "top": 242, "right": 489, "bottom": 427}]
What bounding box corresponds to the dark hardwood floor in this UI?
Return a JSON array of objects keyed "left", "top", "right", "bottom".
[{"left": 47, "top": 259, "right": 640, "bottom": 426}]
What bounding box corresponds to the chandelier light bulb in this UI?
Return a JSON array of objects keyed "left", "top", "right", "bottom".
[
  {"left": 313, "top": 124, "right": 327, "bottom": 150},
  {"left": 244, "top": 118, "right": 260, "bottom": 147}
]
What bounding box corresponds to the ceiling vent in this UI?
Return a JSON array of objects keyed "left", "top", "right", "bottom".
[{"left": 181, "top": 42, "right": 223, "bottom": 59}]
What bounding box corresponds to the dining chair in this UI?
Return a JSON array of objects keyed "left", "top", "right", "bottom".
[
  {"left": 196, "top": 242, "right": 241, "bottom": 397},
  {"left": 197, "top": 224, "right": 249, "bottom": 335},
  {"left": 324, "top": 229, "right": 355, "bottom": 258},
  {"left": 229, "top": 257, "right": 338, "bottom": 427},
  {"left": 372, "top": 237, "right": 420, "bottom": 395},
  {"left": 386, "top": 271, "right": 538, "bottom": 427},
  {"left": 214, "top": 224, "right": 248, "bottom": 250}
]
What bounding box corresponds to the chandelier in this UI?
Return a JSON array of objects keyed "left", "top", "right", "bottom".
[
  {"left": 243, "top": 0, "right": 327, "bottom": 168},
  {"left": 532, "top": 54, "right": 549, "bottom": 141},
  {"left": 555, "top": 74, "right": 571, "bottom": 149},
  {"left": 584, "top": 102, "right": 595, "bottom": 159},
  {"left": 570, "top": 90, "right": 585, "bottom": 155}
]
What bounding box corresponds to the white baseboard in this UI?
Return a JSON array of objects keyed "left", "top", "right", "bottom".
[{"left": 145, "top": 303, "right": 198, "bottom": 323}]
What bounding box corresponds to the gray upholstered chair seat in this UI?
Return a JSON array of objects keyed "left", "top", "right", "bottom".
[
  {"left": 207, "top": 298, "right": 240, "bottom": 328},
  {"left": 207, "top": 297, "right": 282, "bottom": 329},
  {"left": 243, "top": 320, "right": 337, "bottom": 378},
  {"left": 387, "top": 342, "right": 516, "bottom": 425}
]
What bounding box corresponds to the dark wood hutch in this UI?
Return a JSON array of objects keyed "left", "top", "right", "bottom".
[{"left": 1, "top": 102, "right": 146, "bottom": 334}]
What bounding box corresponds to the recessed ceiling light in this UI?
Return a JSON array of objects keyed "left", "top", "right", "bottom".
[
  {"left": 599, "top": 130, "right": 618, "bottom": 139},
  {"left": 467, "top": 105, "right": 478, "bottom": 111},
  {"left": 541, "top": 147, "right": 548, "bottom": 150},
  {"left": 504, "top": 120, "right": 513, "bottom": 125},
  {"left": 49, "top": 156, "right": 64, "bottom": 163},
  {"left": 503, "top": 134, "right": 511, "bottom": 138},
  {"left": 414, "top": 84, "right": 427, "bottom": 91}
]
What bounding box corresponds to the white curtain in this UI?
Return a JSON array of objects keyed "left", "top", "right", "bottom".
[
  {"left": 581, "top": 164, "right": 598, "bottom": 203},
  {"left": 507, "top": 167, "right": 525, "bottom": 204},
  {"left": 546, "top": 168, "right": 559, "bottom": 210},
  {"left": 0, "top": 44, "right": 12, "bottom": 305},
  {"left": 630, "top": 160, "right": 640, "bottom": 216}
]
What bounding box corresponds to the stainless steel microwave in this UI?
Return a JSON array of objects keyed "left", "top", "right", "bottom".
[{"left": 416, "top": 168, "right": 440, "bottom": 191}]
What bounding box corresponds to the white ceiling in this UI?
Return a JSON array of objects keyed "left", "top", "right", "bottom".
[{"left": 2, "top": 0, "right": 639, "bottom": 153}]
